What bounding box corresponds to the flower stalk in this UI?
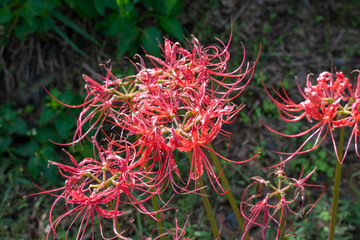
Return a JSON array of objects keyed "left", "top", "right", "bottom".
[
  {"left": 206, "top": 143, "right": 248, "bottom": 238},
  {"left": 328, "top": 126, "right": 345, "bottom": 240},
  {"left": 108, "top": 200, "right": 123, "bottom": 240},
  {"left": 187, "top": 151, "right": 219, "bottom": 238}
]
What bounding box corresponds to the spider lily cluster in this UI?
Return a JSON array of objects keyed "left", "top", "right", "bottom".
[
  {"left": 27, "top": 30, "right": 331, "bottom": 239},
  {"left": 240, "top": 161, "right": 325, "bottom": 239},
  {"left": 30, "top": 34, "right": 260, "bottom": 239},
  {"left": 264, "top": 71, "right": 360, "bottom": 166}
]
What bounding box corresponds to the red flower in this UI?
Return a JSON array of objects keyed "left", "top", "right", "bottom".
[
  {"left": 26, "top": 140, "right": 164, "bottom": 239},
  {"left": 240, "top": 161, "right": 325, "bottom": 240},
  {"left": 263, "top": 71, "right": 360, "bottom": 166}
]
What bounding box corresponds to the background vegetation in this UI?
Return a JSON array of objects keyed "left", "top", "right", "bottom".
[{"left": 1, "top": 0, "right": 360, "bottom": 239}]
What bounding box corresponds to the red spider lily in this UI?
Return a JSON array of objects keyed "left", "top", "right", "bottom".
[
  {"left": 240, "top": 160, "right": 325, "bottom": 240},
  {"left": 26, "top": 140, "right": 167, "bottom": 240},
  {"left": 107, "top": 32, "right": 258, "bottom": 193},
  {"left": 140, "top": 35, "right": 258, "bottom": 101},
  {"left": 43, "top": 65, "right": 135, "bottom": 145},
  {"left": 37, "top": 31, "right": 259, "bottom": 223},
  {"left": 143, "top": 213, "right": 191, "bottom": 240},
  {"left": 263, "top": 71, "right": 360, "bottom": 166}
]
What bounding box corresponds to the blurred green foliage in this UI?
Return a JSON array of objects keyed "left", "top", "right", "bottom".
[
  {"left": 0, "top": 89, "right": 82, "bottom": 185},
  {"left": 0, "top": 0, "right": 184, "bottom": 57}
]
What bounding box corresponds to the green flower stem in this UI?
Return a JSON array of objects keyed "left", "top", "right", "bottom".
[
  {"left": 278, "top": 206, "right": 286, "bottom": 240},
  {"left": 328, "top": 126, "right": 344, "bottom": 240},
  {"left": 277, "top": 193, "right": 285, "bottom": 240},
  {"left": 108, "top": 200, "right": 123, "bottom": 240},
  {"left": 187, "top": 151, "right": 219, "bottom": 238},
  {"left": 206, "top": 143, "right": 248, "bottom": 239},
  {"left": 135, "top": 134, "right": 165, "bottom": 239},
  {"left": 150, "top": 193, "right": 165, "bottom": 240}
]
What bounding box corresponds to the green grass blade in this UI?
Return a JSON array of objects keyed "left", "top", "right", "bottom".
[
  {"left": 52, "top": 9, "right": 99, "bottom": 45},
  {"left": 53, "top": 24, "right": 87, "bottom": 57}
]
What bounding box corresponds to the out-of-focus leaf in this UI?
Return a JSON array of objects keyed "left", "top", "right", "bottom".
[
  {"left": 65, "top": 0, "right": 98, "bottom": 18},
  {"left": 52, "top": 9, "right": 99, "bottom": 45},
  {"left": 55, "top": 113, "right": 75, "bottom": 139},
  {"left": 93, "top": 0, "right": 116, "bottom": 15},
  {"left": 116, "top": 21, "right": 138, "bottom": 56},
  {"left": 0, "top": 0, "right": 13, "bottom": 6},
  {"left": 37, "top": 125, "right": 62, "bottom": 143},
  {"left": 15, "top": 177, "right": 33, "bottom": 186},
  {"left": 10, "top": 118, "right": 29, "bottom": 135},
  {"left": 39, "top": 145, "right": 56, "bottom": 161},
  {"left": 142, "top": 0, "right": 181, "bottom": 16},
  {"left": 45, "top": 165, "right": 59, "bottom": 184},
  {"left": 0, "top": 103, "right": 16, "bottom": 121},
  {"left": 158, "top": 16, "right": 183, "bottom": 40},
  {"left": 163, "top": 0, "right": 178, "bottom": 16},
  {"left": 36, "top": 16, "right": 55, "bottom": 33},
  {"left": 27, "top": 156, "right": 43, "bottom": 178},
  {"left": 53, "top": 24, "right": 87, "bottom": 57},
  {"left": 39, "top": 107, "right": 57, "bottom": 125},
  {"left": 14, "top": 141, "right": 39, "bottom": 157},
  {"left": 141, "top": 27, "right": 162, "bottom": 57},
  {"left": 0, "top": 7, "right": 13, "bottom": 24},
  {"left": 18, "top": 2, "right": 39, "bottom": 23},
  {"left": 0, "top": 137, "right": 12, "bottom": 155},
  {"left": 73, "top": 142, "right": 95, "bottom": 158},
  {"left": 142, "top": 0, "right": 166, "bottom": 15},
  {"left": 0, "top": 104, "right": 28, "bottom": 135}
]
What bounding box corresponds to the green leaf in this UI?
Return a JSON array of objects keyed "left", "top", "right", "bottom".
[
  {"left": 69, "top": 0, "right": 99, "bottom": 17},
  {"left": 116, "top": 20, "right": 138, "bottom": 56},
  {"left": 44, "top": 165, "right": 59, "bottom": 184},
  {"left": 142, "top": 0, "right": 181, "bottom": 16},
  {"left": 0, "top": 0, "right": 13, "bottom": 6},
  {"left": 19, "top": 2, "right": 39, "bottom": 23},
  {"left": 14, "top": 141, "right": 39, "bottom": 157},
  {"left": 39, "top": 107, "right": 57, "bottom": 125},
  {"left": 93, "top": 0, "right": 116, "bottom": 15},
  {"left": 27, "top": 156, "right": 43, "bottom": 178},
  {"left": 0, "top": 136, "right": 12, "bottom": 155},
  {"left": 36, "top": 16, "right": 55, "bottom": 33},
  {"left": 73, "top": 142, "right": 95, "bottom": 158},
  {"left": 0, "top": 7, "right": 13, "bottom": 24},
  {"left": 0, "top": 103, "right": 16, "bottom": 121},
  {"left": 55, "top": 113, "right": 75, "bottom": 139},
  {"left": 9, "top": 118, "right": 29, "bottom": 135},
  {"left": 14, "top": 20, "right": 41, "bottom": 39},
  {"left": 141, "top": 27, "right": 162, "bottom": 57},
  {"left": 15, "top": 177, "right": 33, "bottom": 186},
  {"left": 158, "top": 16, "right": 183, "bottom": 40},
  {"left": 163, "top": 0, "right": 178, "bottom": 16},
  {"left": 39, "top": 145, "right": 56, "bottom": 161},
  {"left": 53, "top": 24, "right": 87, "bottom": 57},
  {"left": 37, "top": 125, "right": 62, "bottom": 143},
  {"left": 52, "top": 9, "right": 99, "bottom": 45}
]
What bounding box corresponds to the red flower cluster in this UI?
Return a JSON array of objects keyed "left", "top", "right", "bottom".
[
  {"left": 264, "top": 71, "right": 360, "bottom": 166},
  {"left": 240, "top": 160, "right": 325, "bottom": 240},
  {"left": 60, "top": 35, "right": 259, "bottom": 194},
  {"left": 33, "top": 33, "right": 258, "bottom": 239},
  {"left": 29, "top": 140, "right": 163, "bottom": 240}
]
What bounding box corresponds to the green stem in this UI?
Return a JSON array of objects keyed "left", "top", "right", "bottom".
[
  {"left": 150, "top": 193, "right": 165, "bottom": 240},
  {"left": 187, "top": 151, "right": 219, "bottom": 238},
  {"left": 136, "top": 133, "right": 165, "bottom": 239},
  {"left": 108, "top": 200, "right": 123, "bottom": 240},
  {"left": 328, "top": 126, "right": 344, "bottom": 240},
  {"left": 278, "top": 194, "right": 285, "bottom": 240},
  {"left": 206, "top": 143, "right": 248, "bottom": 239},
  {"left": 143, "top": 161, "right": 165, "bottom": 239}
]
